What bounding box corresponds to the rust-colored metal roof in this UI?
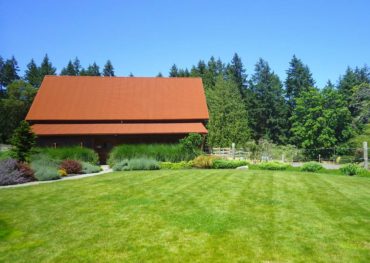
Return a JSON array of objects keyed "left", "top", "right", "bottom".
[
  {"left": 26, "top": 76, "right": 209, "bottom": 121},
  {"left": 31, "top": 123, "right": 208, "bottom": 135}
]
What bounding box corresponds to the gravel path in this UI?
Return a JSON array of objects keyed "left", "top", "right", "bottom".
[{"left": 0, "top": 165, "right": 112, "bottom": 189}]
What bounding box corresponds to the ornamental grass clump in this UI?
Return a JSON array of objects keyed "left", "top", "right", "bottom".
[
  {"left": 81, "top": 162, "right": 102, "bottom": 174},
  {"left": 258, "top": 161, "right": 291, "bottom": 170},
  {"left": 30, "top": 155, "right": 60, "bottom": 181},
  {"left": 160, "top": 161, "right": 193, "bottom": 170},
  {"left": 113, "top": 158, "right": 159, "bottom": 171},
  {"left": 192, "top": 155, "right": 219, "bottom": 169},
  {"left": 340, "top": 163, "right": 369, "bottom": 176},
  {"left": 212, "top": 159, "right": 249, "bottom": 169},
  {"left": 35, "top": 146, "right": 99, "bottom": 164}
]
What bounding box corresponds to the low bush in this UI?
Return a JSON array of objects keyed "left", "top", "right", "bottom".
[
  {"left": 258, "top": 161, "right": 290, "bottom": 170},
  {"left": 60, "top": 159, "right": 82, "bottom": 174},
  {"left": 0, "top": 159, "right": 35, "bottom": 186},
  {"left": 108, "top": 143, "right": 196, "bottom": 166},
  {"left": 31, "top": 155, "right": 60, "bottom": 181},
  {"left": 340, "top": 163, "right": 369, "bottom": 176},
  {"left": 16, "top": 162, "right": 35, "bottom": 179},
  {"left": 192, "top": 155, "right": 219, "bottom": 169},
  {"left": 81, "top": 162, "right": 102, "bottom": 174},
  {"left": 0, "top": 150, "right": 11, "bottom": 161},
  {"left": 113, "top": 158, "right": 160, "bottom": 171},
  {"left": 160, "top": 161, "right": 193, "bottom": 169},
  {"left": 300, "top": 162, "right": 323, "bottom": 172},
  {"left": 58, "top": 169, "right": 68, "bottom": 177},
  {"left": 34, "top": 146, "right": 99, "bottom": 164},
  {"left": 212, "top": 159, "right": 249, "bottom": 169},
  {"left": 179, "top": 133, "right": 203, "bottom": 157}
]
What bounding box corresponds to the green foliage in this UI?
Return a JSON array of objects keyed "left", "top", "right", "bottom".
[
  {"left": 103, "top": 60, "right": 115, "bottom": 76},
  {"left": 113, "top": 158, "right": 159, "bottom": 171},
  {"left": 81, "top": 162, "right": 102, "bottom": 174},
  {"left": 35, "top": 146, "right": 99, "bottom": 164},
  {"left": 81, "top": 62, "right": 101, "bottom": 76},
  {"left": 247, "top": 58, "right": 288, "bottom": 144},
  {"left": 212, "top": 159, "right": 249, "bottom": 169},
  {"left": 179, "top": 133, "right": 203, "bottom": 156},
  {"left": 337, "top": 66, "right": 369, "bottom": 103},
  {"left": 340, "top": 163, "right": 369, "bottom": 176},
  {"left": 39, "top": 54, "right": 56, "bottom": 78},
  {"left": 30, "top": 155, "right": 60, "bottom": 181},
  {"left": 350, "top": 83, "right": 370, "bottom": 126},
  {"left": 0, "top": 150, "right": 11, "bottom": 160},
  {"left": 207, "top": 76, "right": 250, "bottom": 147},
  {"left": 192, "top": 155, "right": 219, "bottom": 168},
  {"left": 24, "top": 59, "right": 41, "bottom": 87},
  {"left": 290, "top": 87, "right": 353, "bottom": 159},
  {"left": 258, "top": 161, "right": 290, "bottom": 170},
  {"left": 108, "top": 144, "right": 193, "bottom": 166},
  {"left": 0, "top": 56, "right": 20, "bottom": 88},
  {"left": 10, "top": 121, "right": 36, "bottom": 162},
  {"left": 160, "top": 161, "right": 193, "bottom": 170},
  {"left": 300, "top": 162, "right": 323, "bottom": 172}
]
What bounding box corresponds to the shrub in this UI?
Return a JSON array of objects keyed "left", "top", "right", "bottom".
[
  {"left": 192, "top": 155, "right": 219, "bottom": 169},
  {"left": 113, "top": 158, "right": 159, "bottom": 171},
  {"left": 10, "top": 120, "right": 36, "bottom": 162},
  {"left": 212, "top": 159, "right": 249, "bottom": 169},
  {"left": 58, "top": 169, "right": 68, "bottom": 177},
  {"left": 108, "top": 144, "right": 195, "bottom": 166},
  {"left": 31, "top": 155, "right": 60, "bottom": 181},
  {"left": 0, "top": 159, "right": 35, "bottom": 186},
  {"left": 179, "top": 133, "right": 203, "bottom": 157},
  {"left": 81, "top": 162, "right": 102, "bottom": 174},
  {"left": 34, "top": 146, "right": 99, "bottom": 164},
  {"left": 0, "top": 150, "right": 11, "bottom": 161},
  {"left": 160, "top": 161, "right": 193, "bottom": 169},
  {"left": 60, "top": 159, "right": 82, "bottom": 174},
  {"left": 258, "top": 161, "right": 290, "bottom": 170},
  {"left": 112, "top": 159, "right": 129, "bottom": 171},
  {"left": 300, "top": 162, "right": 323, "bottom": 172},
  {"left": 16, "top": 162, "right": 35, "bottom": 179},
  {"left": 340, "top": 163, "right": 369, "bottom": 176}
]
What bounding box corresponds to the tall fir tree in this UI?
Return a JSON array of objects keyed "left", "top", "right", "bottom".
[
  {"left": 60, "top": 60, "right": 77, "bottom": 76},
  {"left": 247, "top": 58, "right": 288, "bottom": 144},
  {"left": 169, "top": 64, "right": 178, "bottom": 77},
  {"left": 103, "top": 60, "right": 115, "bottom": 76},
  {"left": 0, "top": 56, "right": 20, "bottom": 89},
  {"left": 285, "top": 55, "right": 315, "bottom": 111},
  {"left": 39, "top": 54, "right": 56, "bottom": 82},
  {"left": 84, "top": 62, "right": 101, "bottom": 76},
  {"left": 337, "top": 66, "right": 370, "bottom": 104},
  {"left": 156, "top": 72, "right": 163, "bottom": 77},
  {"left": 73, "top": 57, "right": 81, "bottom": 75},
  {"left": 227, "top": 53, "right": 247, "bottom": 95},
  {"left": 24, "top": 59, "right": 41, "bottom": 87},
  {"left": 10, "top": 120, "right": 36, "bottom": 162},
  {"left": 207, "top": 76, "right": 250, "bottom": 147}
]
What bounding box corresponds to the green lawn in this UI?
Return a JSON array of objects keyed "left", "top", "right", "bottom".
[{"left": 1, "top": 170, "right": 370, "bottom": 262}]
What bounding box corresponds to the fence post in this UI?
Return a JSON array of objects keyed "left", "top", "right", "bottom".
[
  {"left": 364, "top": 142, "right": 368, "bottom": 170},
  {"left": 318, "top": 154, "right": 321, "bottom": 163},
  {"left": 281, "top": 154, "right": 285, "bottom": 163},
  {"left": 232, "top": 143, "right": 235, "bottom": 160}
]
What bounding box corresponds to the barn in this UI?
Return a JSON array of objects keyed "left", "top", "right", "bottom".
[{"left": 26, "top": 76, "right": 209, "bottom": 162}]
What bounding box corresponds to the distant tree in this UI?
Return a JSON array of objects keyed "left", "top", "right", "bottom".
[
  {"left": 290, "top": 86, "right": 352, "bottom": 158},
  {"left": 350, "top": 83, "right": 370, "bottom": 128},
  {"left": 285, "top": 55, "right": 315, "bottom": 111},
  {"left": 0, "top": 56, "right": 20, "bottom": 90},
  {"left": 24, "top": 59, "right": 41, "bottom": 87},
  {"left": 207, "top": 76, "right": 250, "bottom": 147},
  {"left": 73, "top": 57, "right": 81, "bottom": 75},
  {"left": 103, "top": 60, "right": 115, "bottom": 76},
  {"left": 169, "top": 64, "right": 178, "bottom": 77},
  {"left": 10, "top": 120, "right": 36, "bottom": 162},
  {"left": 60, "top": 60, "right": 77, "bottom": 76},
  {"left": 338, "top": 66, "right": 370, "bottom": 102},
  {"left": 156, "top": 72, "right": 163, "bottom": 77},
  {"left": 129, "top": 72, "right": 134, "bottom": 77},
  {"left": 0, "top": 80, "right": 37, "bottom": 143},
  {"left": 227, "top": 53, "right": 247, "bottom": 94},
  {"left": 39, "top": 54, "right": 56, "bottom": 83},
  {"left": 84, "top": 62, "right": 101, "bottom": 76},
  {"left": 247, "top": 58, "right": 288, "bottom": 144}
]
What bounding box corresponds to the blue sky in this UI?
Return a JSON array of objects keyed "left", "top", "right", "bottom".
[{"left": 1, "top": 0, "right": 369, "bottom": 88}]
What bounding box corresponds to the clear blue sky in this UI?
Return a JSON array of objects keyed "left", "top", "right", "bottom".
[{"left": 1, "top": 0, "right": 369, "bottom": 88}]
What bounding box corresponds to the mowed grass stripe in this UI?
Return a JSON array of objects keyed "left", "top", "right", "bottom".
[{"left": 0, "top": 170, "right": 369, "bottom": 262}]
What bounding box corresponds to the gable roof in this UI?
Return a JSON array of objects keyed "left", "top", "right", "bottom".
[{"left": 26, "top": 76, "right": 209, "bottom": 121}]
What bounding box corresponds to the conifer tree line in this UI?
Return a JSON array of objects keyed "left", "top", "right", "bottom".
[{"left": 0, "top": 53, "right": 369, "bottom": 160}]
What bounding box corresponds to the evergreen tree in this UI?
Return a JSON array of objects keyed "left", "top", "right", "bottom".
[
  {"left": 24, "top": 59, "right": 41, "bottom": 87},
  {"left": 247, "top": 58, "right": 288, "bottom": 143},
  {"left": 60, "top": 60, "right": 77, "bottom": 76},
  {"left": 84, "top": 62, "right": 101, "bottom": 76},
  {"left": 129, "top": 72, "right": 134, "bottom": 77},
  {"left": 10, "top": 120, "right": 36, "bottom": 162},
  {"left": 338, "top": 66, "right": 370, "bottom": 103},
  {"left": 169, "top": 64, "right": 178, "bottom": 77},
  {"left": 350, "top": 83, "right": 370, "bottom": 128},
  {"left": 156, "top": 72, "right": 163, "bottom": 77},
  {"left": 103, "top": 60, "right": 115, "bottom": 76},
  {"left": 0, "top": 56, "right": 20, "bottom": 89},
  {"left": 207, "top": 76, "right": 250, "bottom": 147},
  {"left": 73, "top": 57, "right": 81, "bottom": 75},
  {"left": 39, "top": 54, "right": 56, "bottom": 82},
  {"left": 285, "top": 55, "right": 315, "bottom": 111},
  {"left": 227, "top": 53, "right": 247, "bottom": 93}
]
